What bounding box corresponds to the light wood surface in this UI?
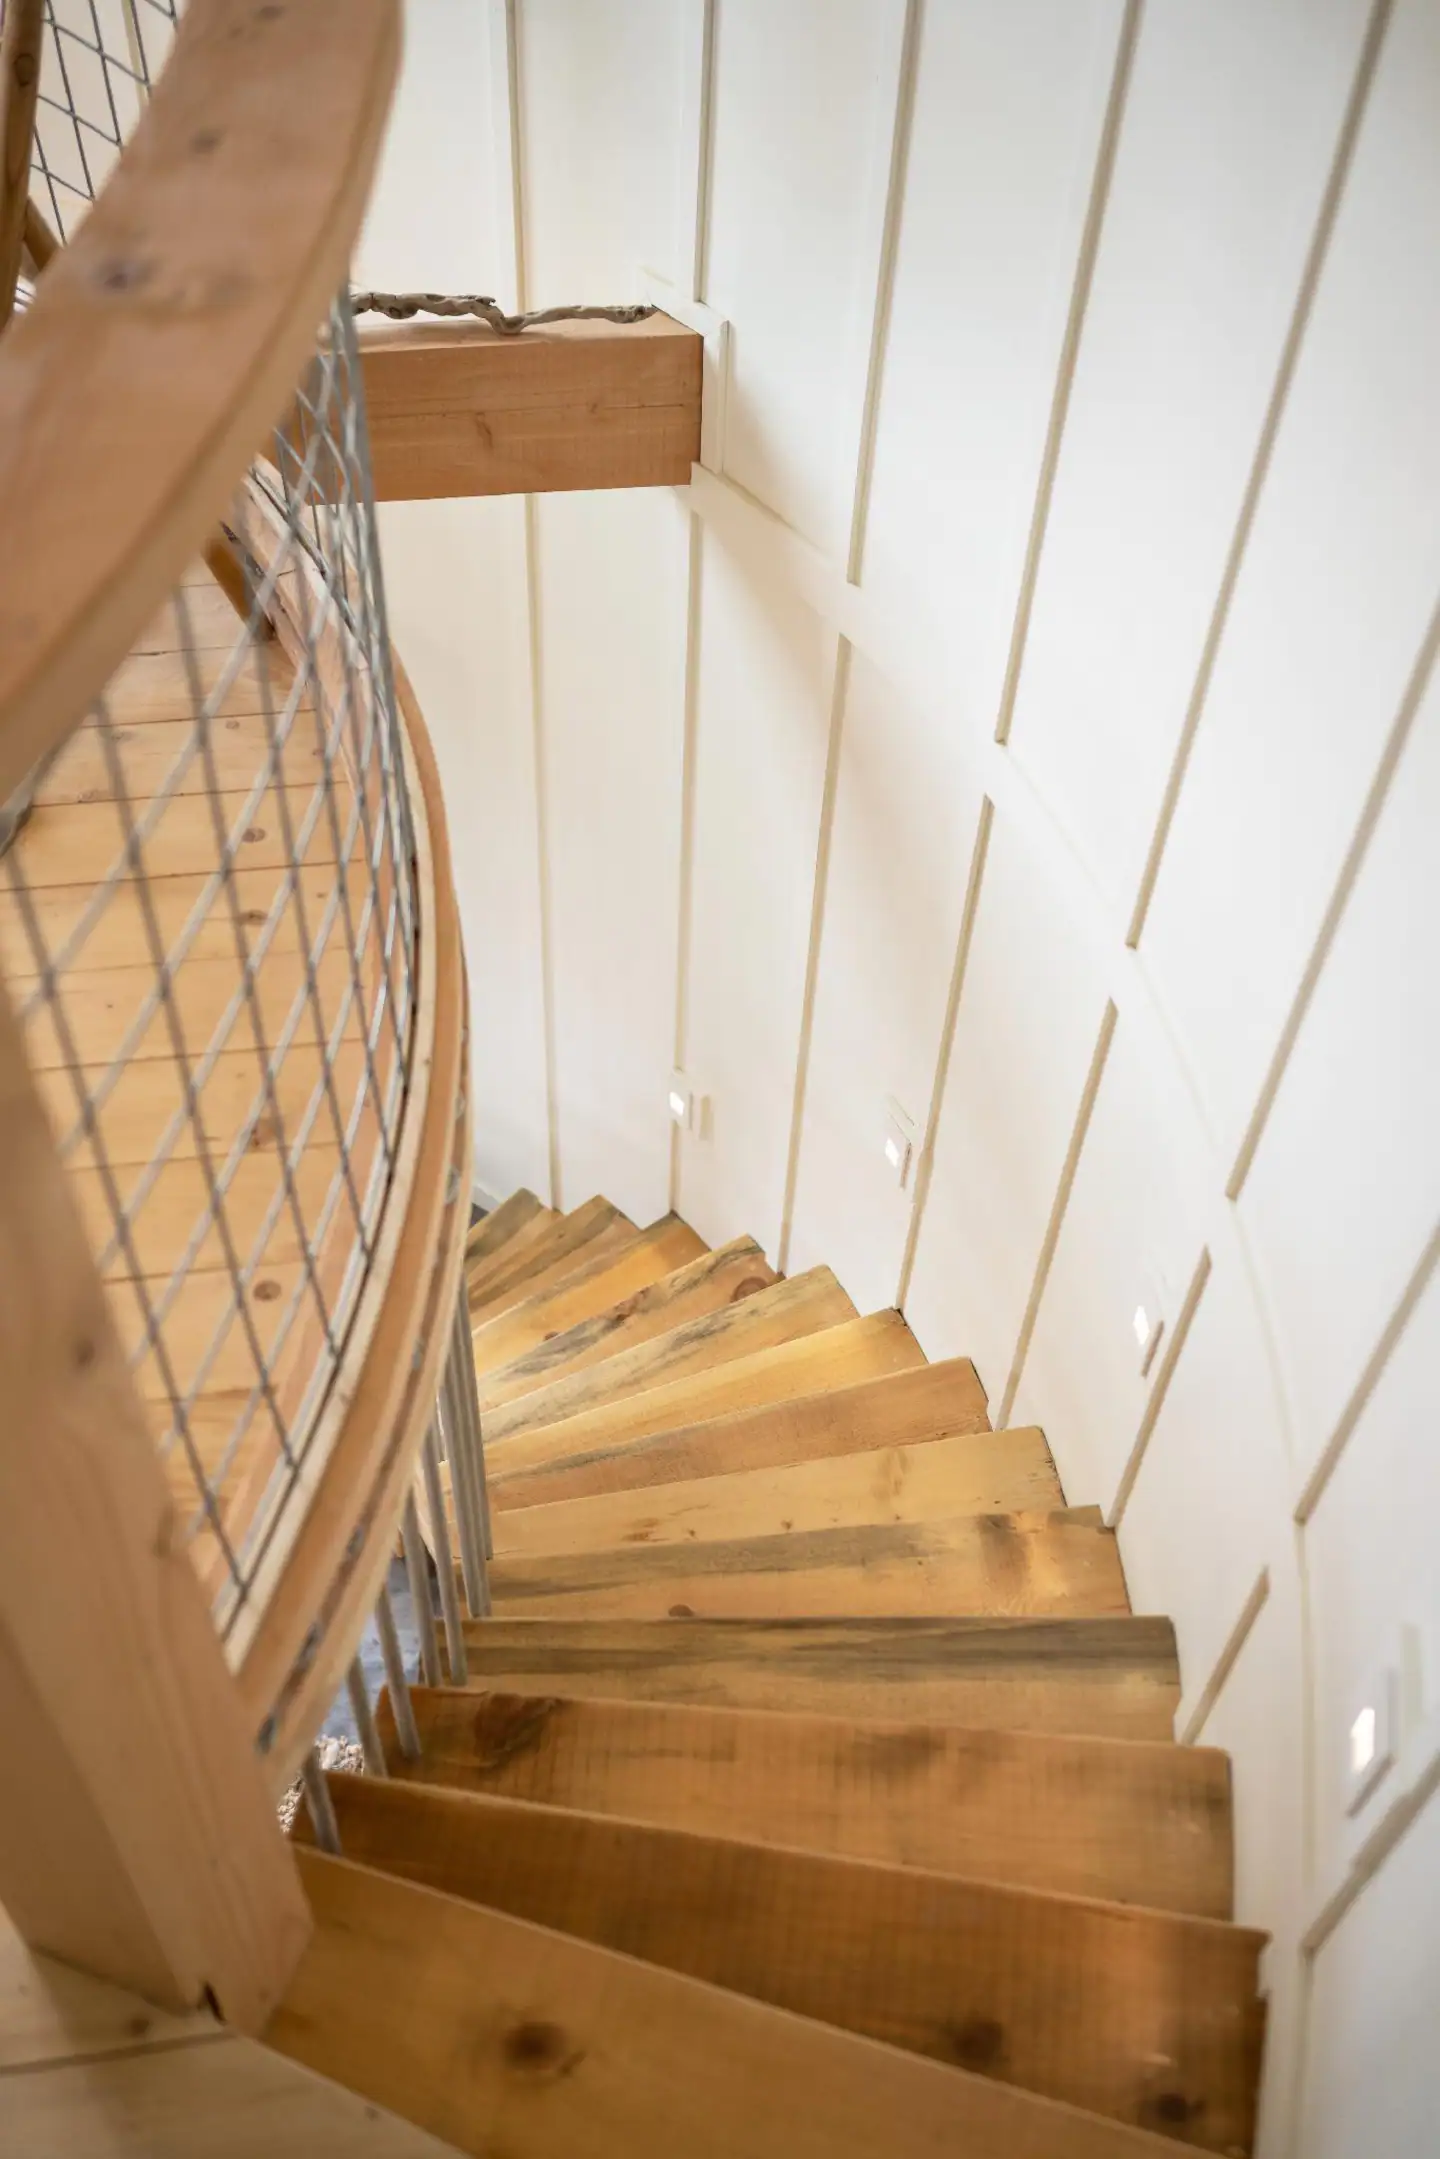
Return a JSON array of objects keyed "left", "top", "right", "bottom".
[
  {"left": 0, "top": 0, "right": 44, "bottom": 335},
  {"left": 305, "top": 1773, "right": 1264, "bottom": 2149},
  {"left": 465, "top": 1189, "right": 547, "bottom": 1266},
  {"left": 358, "top": 312, "right": 702, "bottom": 499},
  {"left": 456, "top": 1616, "right": 1181, "bottom": 1737},
  {"left": 493, "top": 1426, "right": 1062, "bottom": 1557},
  {"left": 470, "top": 1218, "right": 731, "bottom": 1381},
  {"left": 486, "top": 1313, "right": 927, "bottom": 1505},
  {"left": 270, "top": 1848, "right": 1192, "bottom": 2159},
  {"left": 0, "top": 2023, "right": 460, "bottom": 2155},
  {"left": 487, "top": 1509, "right": 1129, "bottom": 1621},
  {"left": 385, "top": 1685, "right": 1215, "bottom": 1907},
  {"left": 0, "top": 974, "right": 309, "bottom": 2026},
  {"left": 483, "top": 1355, "right": 990, "bottom": 1508},
  {"left": 468, "top": 1196, "right": 632, "bottom": 1313},
  {"left": 7, "top": 580, "right": 393, "bottom": 1566},
  {"left": 0, "top": 0, "right": 401, "bottom": 801},
  {"left": 480, "top": 1266, "right": 859, "bottom": 1441}
]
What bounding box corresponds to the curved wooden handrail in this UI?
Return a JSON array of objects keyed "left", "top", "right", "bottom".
[
  {"left": 0, "top": 0, "right": 401, "bottom": 803},
  {"left": 235, "top": 643, "right": 469, "bottom": 1791}
]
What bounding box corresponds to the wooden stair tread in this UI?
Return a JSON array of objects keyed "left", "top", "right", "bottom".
[
  {"left": 465, "top": 1188, "right": 548, "bottom": 1269},
  {"left": 480, "top": 1266, "right": 860, "bottom": 1442},
  {"left": 378, "top": 1684, "right": 1225, "bottom": 1913},
  {"left": 485, "top": 1355, "right": 989, "bottom": 1510},
  {"left": 454, "top": 1615, "right": 1179, "bottom": 1737},
  {"left": 493, "top": 1425, "right": 1062, "bottom": 1557},
  {"left": 486, "top": 1313, "right": 927, "bottom": 1508},
  {"left": 467, "top": 1196, "right": 633, "bottom": 1314},
  {"left": 299, "top": 1774, "right": 1263, "bottom": 2151},
  {"left": 470, "top": 1216, "right": 722, "bottom": 1379},
  {"left": 464, "top": 1205, "right": 557, "bottom": 1299},
  {"left": 271, "top": 1847, "right": 1209, "bottom": 2159},
  {"left": 486, "top": 1508, "right": 1130, "bottom": 1621}
]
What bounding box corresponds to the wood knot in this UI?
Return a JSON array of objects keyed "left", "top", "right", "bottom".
[
  {"left": 941, "top": 2016, "right": 1006, "bottom": 2073},
  {"left": 471, "top": 1693, "right": 559, "bottom": 1772},
  {"left": 243, "top": 825, "right": 265, "bottom": 844},
  {"left": 253, "top": 1278, "right": 282, "bottom": 1302},
  {"left": 668, "top": 1603, "right": 695, "bottom": 1619},
  {"left": 729, "top": 1275, "right": 769, "bottom": 1301},
  {"left": 502, "top": 2019, "right": 582, "bottom": 2082}
]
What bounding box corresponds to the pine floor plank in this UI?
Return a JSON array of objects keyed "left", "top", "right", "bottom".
[
  {"left": 486, "top": 1313, "right": 927, "bottom": 1507},
  {"left": 303, "top": 1774, "right": 1264, "bottom": 2152},
  {"left": 2, "top": 2030, "right": 457, "bottom": 2155},
  {"left": 387, "top": 1684, "right": 1212, "bottom": 1906},
  {"left": 480, "top": 1267, "right": 859, "bottom": 1442},
  {"left": 455, "top": 1615, "right": 1180, "bottom": 1738},
  {"left": 465, "top": 1189, "right": 548, "bottom": 1267},
  {"left": 493, "top": 1426, "right": 1062, "bottom": 1557},
  {"left": 472, "top": 1230, "right": 766, "bottom": 1392},
  {"left": 486, "top": 1509, "right": 1129, "bottom": 1621},
  {"left": 467, "top": 1199, "right": 636, "bottom": 1318},
  {"left": 486, "top": 1355, "right": 988, "bottom": 1510},
  {"left": 270, "top": 1848, "right": 1197, "bottom": 2159}
]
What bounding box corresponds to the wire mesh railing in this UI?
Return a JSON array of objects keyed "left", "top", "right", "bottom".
[{"left": 2, "top": 0, "right": 437, "bottom": 1648}]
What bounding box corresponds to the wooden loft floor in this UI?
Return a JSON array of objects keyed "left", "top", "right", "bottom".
[{"left": 0, "top": 564, "right": 395, "bottom": 1580}]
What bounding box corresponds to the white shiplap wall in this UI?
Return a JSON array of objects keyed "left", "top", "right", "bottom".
[{"left": 363, "top": 3, "right": 1440, "bottom": 2149}]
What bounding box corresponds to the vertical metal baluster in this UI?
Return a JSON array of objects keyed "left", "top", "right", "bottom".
[
  {"left": 421, "top": 1417, "right": 469, "bottom": 1683},
  {"left": 345, "top": 1656, "right": 387, "bottom": 1777},
  {"left": 374, "top": 1580, "right": 421, "bottom": 1759},
  {"left": 300, "top": 1748, "right": 342, "bottom": 1855},
  {"left": 451, "top": 1286, "right": 494, "bottom": 1560},
  {"left": 444, "top": 1329, "right": 490, "bottom": 1618},
  {"left": 402, "top": 1488, "right": 443, "bottom": 1687}
]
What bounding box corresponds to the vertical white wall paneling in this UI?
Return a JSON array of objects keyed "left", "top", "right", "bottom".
[
  {"left": 1008, "top": 1012, "right": 1207, "bottom": 1512},
  {"left": 1004, "top": 0, "right": 1374, "bottom": 919},
  {"left": 1141, "top": 0, "right": 1440, "bottom": 1161},
  {"left": 530, "top": 489, "right": 689, "bottom": 1226},
  {"left": 1302, "top": 1788, "right": 1440, "bottom": 2159},
  {"left": 1305, "top": 1264, "right": 1440, "bottom": 1907},
  {"left": 354, "top": 0, "right": 502, "bottom": 289},
  {"left": 358, "top": 5, "right": 553, "bottom": 1205},
  {"left": 1117, "top": 1245, "right": 1293, "bottom": 1727},
  {"left": 857, "top": 0, "right": 1126, "bottom": 729},
  {"left": 677, "top": 537, "right": 837, "bottom": 1259},
  {"left": 1192, "top": 1564, "right": 1310, "bottom": 2159},
  {"left": 702, "top": 0, "right": 909, "bottom": 557},
  {"left": 515, "top": 0, "right": 685, "bottom": 303},
  {"left": 513, "top": 0, "right": 692, "bottom": 1224},
  {"left": 784, "top": 653, "right": 985, "bottom": 1310},
  {"left": 1239, "top": 661, "right": 1440, "bottom": 1483},
  {"left": 379, "top": 498, "right": 554, "bottom": 1206},
  {"left": 903, "top": 806, "right": 1110, "bottom": 1397}
]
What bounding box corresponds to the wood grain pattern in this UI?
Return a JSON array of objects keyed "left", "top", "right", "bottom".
[
  {"left": 270, "top": 1848, "right": 1196, "bottom": 2159},
  {"left": 384, "top": 1685, "right": 1211, "bottom": 1905},
  {"left": 485, "top": 1356, "right": 989, "bottom": 1510},
  {"left": 487, "top": 1509, "right": 1129, "bottom": 1621},
  {"left": 487, "top": 1313, "right": 927, "bottom": 1505},
  {"left": 471, "top": 1219, "right": 733, "bottom": 1383},
  {"left": 0, "top": 2029, "right": 459, "bottom": 2155},
  {"left": 0, "top": 0, "right": 45, "bottom": 335},
  {"left": 0, "top": 0, "right": 402, "bottom": 800},
  {"left": 493, "top": 1426, "right": 1062, "bottom": 1558},
  {"left": 359, "top": 313, "right": 702, "bottom": 500},
  {"left": 303, "top": 1774, "right": 1264, "bottom": 2150},
  {"left": 0, "top": 1907, "right": 214, "bottom": 2073},
  {"left": 455, "top": 1616, "right": 1181, "bottom": 1738},
  {"left": 467, "top": 1196, "right": 631, "bottom": 1314},
  {"left": 0, "top": 972, "right": 310, "bottom": 2028},
  {"left": 465, "top": 1189, "right": 548, "bottom": 1266},
  {"left": 480, "top": 1266, "right": 859, "bottom": 1441}
]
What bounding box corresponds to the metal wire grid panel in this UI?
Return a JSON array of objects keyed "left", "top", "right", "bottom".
[
  {"left": 6, "top": 0, "right": 423, "bottom": 1634},
  {"left": 5, "top": 303, "right": 419, "bottom": 1637},
  {"left": 28, "top": 0, "right": 178, "bottom": 240}
]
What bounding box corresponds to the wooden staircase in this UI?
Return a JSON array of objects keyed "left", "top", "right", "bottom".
[{"left": 271, "top": 1192, "right": 1267, "bottom": 2157}]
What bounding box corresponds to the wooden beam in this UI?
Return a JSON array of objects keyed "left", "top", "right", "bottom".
[
  {"left": 0, "top": 968, "right": 310, "bottom": 2029},
  {"left": 357, "top": 313, "right": 702, "bottom": 499}
]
